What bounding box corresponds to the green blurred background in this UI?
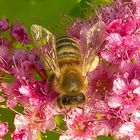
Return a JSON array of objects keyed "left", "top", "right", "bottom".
[
  {"left": 0, "top": 0, "right": 113, "bottom": 139},
  {"left": 0, "top": 0, "right": 80, "bottom": 36}
]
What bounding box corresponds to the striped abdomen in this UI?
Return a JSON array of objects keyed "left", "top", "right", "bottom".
[{"left": 56, "top": 36, "right": 81, "bottom": 67}]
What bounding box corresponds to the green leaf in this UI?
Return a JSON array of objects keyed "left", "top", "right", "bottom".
[
  {"left": 97, "top": 135, "right": 115, "bottom": 140},
  {"left": 34, "top": 72, "right": 42, "bottom": 80},
  {"left": 15, "top": 42, "right": 33, "bottom": 50},
  {"left": 38, "top": 132, "right": 43, "bottom": 140},
  {"left": 54, "top": 115, "right": 64, "bottom": 126},
  {"left": 0, "top": 105, "right": 7, "bottom": 109},
  {"left": 69, "top": 0, "right": 112, "bottom": 19},
  {"left": 3, "top": 73, "right": 15, "bottom": 83}
]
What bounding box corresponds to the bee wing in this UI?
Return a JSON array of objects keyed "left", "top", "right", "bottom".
[
  {"left": 82, "top": 21, "right": 106, "bottom": 76},
  {"left": 31, "top": 24, "right": 60, "bottom": 78}
]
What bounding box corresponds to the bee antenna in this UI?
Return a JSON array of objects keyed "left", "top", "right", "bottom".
[
  {"left": 77, "top": 106, "right": 85, "bottom": 113},
  {"left": 67, "top": 107, "right": 71, "bottom": 113}
]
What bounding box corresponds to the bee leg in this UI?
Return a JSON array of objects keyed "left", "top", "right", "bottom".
[
  {"left": 77, "top": 106, "right": 83, "bottom": 109},
  {"left": 67, "top": 108, "right": 71, "bottom": 113},
  {"left": 46, "top": 75, "right": 55, "bottom": 94}
]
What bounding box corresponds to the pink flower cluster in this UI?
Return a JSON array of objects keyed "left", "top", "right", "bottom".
[
  {"left": 0, "top": 20, "right": 59, "bottom": 139},
  {"left": 0, "top": 0, "right": 140, "bottom": 140},
  {"left": 64, "top": 0, "right": 140, "bottom": 139}
]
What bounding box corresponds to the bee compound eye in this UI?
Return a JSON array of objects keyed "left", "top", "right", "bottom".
[
  {"left": 62, "top": 95, "right": 72, "bottom": 105},
  {"left": 76, "top": 93, "right": 85, "bottom": 103}
]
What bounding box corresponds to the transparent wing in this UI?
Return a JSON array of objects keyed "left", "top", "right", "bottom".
[
  {"left": 31, "top": 24, "right": 60, "bottom": 78},
  {"left": 82, "top": 21, "right": 106, "bottom": 76}
]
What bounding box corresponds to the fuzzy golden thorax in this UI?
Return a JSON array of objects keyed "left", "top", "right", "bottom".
[{"left": 54, "top": 66, "right": 88, "bottom": 95}]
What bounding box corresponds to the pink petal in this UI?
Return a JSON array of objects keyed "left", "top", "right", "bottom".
[
  {"left": 118, "top": 122, "right": 134, "bottom": 135},
  {"left": 133, "top": 87, "right": 140, "bottom": 95},
  {"left": 59, "top": 135, "right": 72, "bottom": 140},
  {"left": 45, "top": 119, "right": 56, "bottom": 131},
  {"left": 29, "top": 98, "right": 41, "bottom": 106},
  {"left": 132, "top": 110, "right": 140, "bottom": 122},
  {"left": 0, "top": 19, "right": 9, "bottom": 32},
  {"left": 6, "top": 96, "right": 17, "bottom": 108},
  {"left": 0, "top": 96, "right": 5, "bottom": 103},
  {"left": 130, "top": 79, "right": 140, "bottom": 88},
  {"left": 12, "top": 129, "right": 28, "bottom": 140},
  {"left": 100, "top": 50, "right": 115, "bottom": 62},
  {"left": 0, "top": 122, "right": 8, "bottom": 138},
  {"left": 124, "top": 105, "right": 136, "bottom": 114},
  {"left": 113, "top": 78, "right": 127, "bottom": 94},
  {"left": 107, "top": 33, "right": 122, "bottom": 46},
  {"left": 27, "top": 129, "right": 38, "bottom": 140},
  {"left": 19, "top": 85, "right": 30, "bottom": 97},
  {"left": 108, "top": 96, "right": 122, "bottom": 108},
  {"left": 14, "top": 114, "right": 29, "bottom": 129}
]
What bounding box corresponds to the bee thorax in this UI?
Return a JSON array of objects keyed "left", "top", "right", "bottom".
[
  {"left": 54, "top": 69, "right": 86, "bottom": 95},
  {"left": 63, "top": 72, "right": 82, "bottom": 93}
]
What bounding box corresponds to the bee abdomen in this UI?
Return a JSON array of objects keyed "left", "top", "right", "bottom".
[{"left": 56, "top": 36, "right": 81, "bottom": 67}]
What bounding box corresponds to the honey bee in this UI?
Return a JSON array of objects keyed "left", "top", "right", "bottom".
[{"left": 31, "top": 22, "right": 105, "bottom": 108}]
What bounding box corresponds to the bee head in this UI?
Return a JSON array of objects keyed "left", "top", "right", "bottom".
[{"left": 57, "top": 93, "right": 85, "bottom": 108}]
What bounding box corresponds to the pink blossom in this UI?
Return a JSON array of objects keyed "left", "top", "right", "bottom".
[
  {"left": 0, "top": 18, "right": 9, "bottom": 32},
  {"left": 101, "top": 32, "right": 138, "bottom": 63},
  {"left": 88, "top": 64, "right": 117, "bottom": 97},
  {"left": 6, "top": 96, "right": 18, "bottom": 108},
  {"left": 84, "top": 94, "right": 129, "bottom": 136},
  {"left": 119, "top": 60, "right": 140, "bottom": 81},
  {"left": 13, "top": 108, "right": 56, "bottom": 140},
  {"left": 0, "top": 38, "right": 9, "bottom": 47},
  {"left": 108, "top": 96, "right": 122, "bottom": 108},
  {"left": 1, "top": 78, "right": 57, "bottom": 110},
  {"left": 108, "top": 77, "right": 140, "bottom": 114},
  {"left": 12, "top": 129, "right": 28, "bottom": 140},
  {"left": 114, "top": 122, "right": 135, "bottom": 140},
  {"left": 0, "top": 122, "right": 8, "bottom": 138},
  {"left": 114, "top": 110, "right": 140, "bottom": 140},
  {"left": 10, "top": 23, "right": 31, "bottom": 44},
  {"left": 99, "top": 0, "right": 140, "bottom": 64},
  {"left": 99, "top": 0, "right": 136, "bottom": 24},
  {"left": 67, "top": 20, "right": 84, "bottom": 39},
  {"left": 19, "top": 85, "right": 31, "bottom": 97},
  {"left": 64, "top": 109, "right": 96, "bottom": 139}
]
